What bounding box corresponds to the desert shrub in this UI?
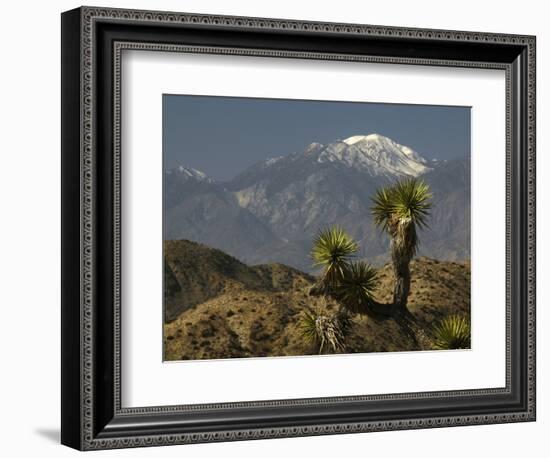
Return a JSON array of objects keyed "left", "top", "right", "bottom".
[{"left": 432, "top": 315, "right": 471, "bottom": 350}]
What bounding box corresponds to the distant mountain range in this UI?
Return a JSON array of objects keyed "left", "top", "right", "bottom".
[{"left": 164, "top": 133, "right": 470, "bottom": 272}]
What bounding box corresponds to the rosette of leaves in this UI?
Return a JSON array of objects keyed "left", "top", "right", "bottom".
[
  {"left": 333, "top": 261, "right": 378, "bottom": 314},
  {"left": 432, "top": 315, "right": 471, "bottom": 350},
  {"left": 310, "top": 226, "right": 358, "bottom": 293}
]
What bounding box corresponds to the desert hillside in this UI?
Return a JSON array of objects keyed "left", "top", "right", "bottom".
[
  {"left": 164, "top": 239, "right": 314, "bottom": 322},
  {"left": 164, "top": 240, "right": 470, "bottom": 361}
]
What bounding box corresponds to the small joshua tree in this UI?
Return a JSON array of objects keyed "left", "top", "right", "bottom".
[
  {"left": 371, "top": 178, "right": 432, "bottom": 313},
  {"left": 309, "top": 226, "right": 378, "bottom": 317},
  {"left": 310, "top": 226, "right": 358, "bottom": 295}
]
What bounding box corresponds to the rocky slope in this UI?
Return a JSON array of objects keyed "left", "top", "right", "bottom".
[
  {"left": 164, "top": 239, "right": 314, "bottom": 322},
  {"left": 163, "top": 240, "right": 471, "bottom": 361}
]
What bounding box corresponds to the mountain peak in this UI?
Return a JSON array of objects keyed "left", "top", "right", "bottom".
[
  {"left": 264, "top": 156, "right": 284, "bottom": 166},
  {"left": 304, "top": 142, "right": 324, "bottom": 155},
  {"left": 342, "top": 133, "right": 385, "bottom": 145},
  {"left": 316, "top": 134, "right": 431, "bottom": 177},
  {"left": 171, "top": 166, "right": 216, "bottom": 183}
]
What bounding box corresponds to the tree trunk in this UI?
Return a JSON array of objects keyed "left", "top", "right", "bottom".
[
  {"left": 390, "top": 217, "right": 415, "bottom": 314},
  {"left": 335, "top": 305, "right": 353, "bottom": 333},
  {"left": 391, "top": 256, "right": 411, "bottom": 312}
]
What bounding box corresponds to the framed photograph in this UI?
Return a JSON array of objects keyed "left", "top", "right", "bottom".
[{"left": 61, "top": 6, "right": 536, "bottom": 450}]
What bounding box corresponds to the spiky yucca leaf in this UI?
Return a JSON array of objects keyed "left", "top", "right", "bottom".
[
  {"left": 299, "top": 309, "right": 345, "bottom": 354},
  {"left": 391, "top": 178, "right": 432, "bottom": 229},
  {"left": 334, "top": 262, "right": 378, "bottom": 314},
  {"left": 371, "top": 178, "right": 432, "bottom": 231},
  {"left": 299, "top": 310, "right": 319, "bottom": 345},
  {"left": 311, "top": 226, "right": 358, "bottom": 288},
  {"left": 432, "top": 315, "right": 471, "bottom": 350},
  {"left": 371, "top": 185, "right": 395, "bottom": 232}
]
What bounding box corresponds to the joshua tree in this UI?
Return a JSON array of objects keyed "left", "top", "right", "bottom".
[
  {"left": 303, "top": 180, "right": 432, "bottom": 352},
  {"left": 371, "top": 178, "right": 432, "bottom": 314},
  {"left": 310, "top": 226, "right": 358, "bottom": 297},
  {"left": 309, "top": 226, "right": 378, "bottom": 316},
  {"left": 304, "top": 227, "right": 378, "bottom": 352}
]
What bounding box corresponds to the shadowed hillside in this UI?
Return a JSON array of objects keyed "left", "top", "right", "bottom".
[
  {"left": 164, "top": 240, "right": 314, "bottom": 322},
  {"left": 164, "top": 240, "right": 470, "bottom": 361}
]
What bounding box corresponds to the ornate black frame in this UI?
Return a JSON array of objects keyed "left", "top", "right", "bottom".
[{"left": 61, "top": 6, "right": 536, "bottom": 450}]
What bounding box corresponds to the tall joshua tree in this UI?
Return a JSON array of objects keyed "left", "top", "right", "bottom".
[{"left": 371, "top": 178, "right": 432, "bottom": 314}]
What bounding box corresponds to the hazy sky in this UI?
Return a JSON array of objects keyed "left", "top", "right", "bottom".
[{"left": 163, "top": 94, "right": 471, "bottom": 181}]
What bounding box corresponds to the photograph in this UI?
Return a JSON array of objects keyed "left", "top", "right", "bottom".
[{"left": 162, "top": 95, "right": 472, "bottom": 361}]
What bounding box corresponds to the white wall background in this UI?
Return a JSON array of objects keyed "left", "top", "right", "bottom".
[{"left": 0, "top": 0, "right": 545, "bottom": 456}]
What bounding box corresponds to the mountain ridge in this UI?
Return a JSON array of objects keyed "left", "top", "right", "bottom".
[
  {"left": 164, "top": 239, "right": 314, "bottom": 322},
  {"left": 164, "top": 133, "right": 470, "bottom": 271}
]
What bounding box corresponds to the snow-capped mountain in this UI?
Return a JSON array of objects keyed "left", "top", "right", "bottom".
[
  {"left": 229, "top": 133, "right": 431, "bottom": 193},
  {"left": 315, "top": 134, "right": 431, "bottom": 177},
  {"left": 164, "top": 134, "right": 470, "bottom": 271}
]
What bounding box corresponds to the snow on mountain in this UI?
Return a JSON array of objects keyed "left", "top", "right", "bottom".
[
  {"left": 264, "top": 156, "right": 285, "bottom": 166},
  {"left": 341, "top": 135, "right": 370, "bottom": 145},
  {"left": 170, "top": 165, "right": 216, "bottom": 183},
  {"left": 316, "top": 133, "right": 431, "bottom": 177},
  {"left": 304, "top": 142, "right": 324, "bottom": 156},
  {"left": 169, "top": 134, "right": 430, "bottom": 187}
]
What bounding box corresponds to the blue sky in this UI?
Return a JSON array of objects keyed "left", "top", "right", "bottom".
[{"left": 163, "top": 94, "right": 471, "bottom": 181}]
